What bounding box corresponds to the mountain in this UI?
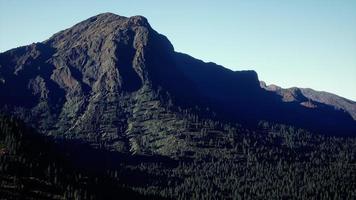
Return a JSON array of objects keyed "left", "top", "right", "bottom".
[
  {"left": 175, "top": 53, "right": 356, "bottom": 135},
  {"left": 0, "top": 13, "right": 356, "bottom": 199},
  {"left": 0, "top": 13, "right": 354, "bottom": 143},
  {"left": 0, "top": 13, "right": 197, "bottom": 154},
  {"left": 260, "top": 81, "right": 356, "bottom": 120}
]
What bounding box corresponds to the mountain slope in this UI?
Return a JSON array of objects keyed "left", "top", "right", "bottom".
[
  {"left": 301, "top": 88, "right": 356, "bottom": 119},
  {"left": 1, "top": 109, "right": 356, "bottom": 199},
  {"left": 260, "top": 81, "right": 356, "bottom": 120},
  {"left": 0, "top": 13, "right": 201, "bottom": 154},
  {"left": 175, "top": 53, "right": 356, "bottom": 134},
  {"left": 0, "top": 114, "right": 165, "bottom": 199}
]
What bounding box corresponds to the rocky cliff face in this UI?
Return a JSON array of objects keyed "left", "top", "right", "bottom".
[{"left": 0, "top": 13, "right": 355, "bottom": 155}]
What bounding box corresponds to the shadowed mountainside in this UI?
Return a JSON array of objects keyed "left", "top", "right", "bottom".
[{"left": 175, "top": 53, "right": 356, "bottom": 134}]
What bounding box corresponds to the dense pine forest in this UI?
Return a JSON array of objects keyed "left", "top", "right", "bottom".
[{"left": 1, "top": 113, "right": 355, "bottom": 199}]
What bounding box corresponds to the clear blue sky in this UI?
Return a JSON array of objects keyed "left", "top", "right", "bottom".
[{"left": 1, "top": 0, "right": 356, "bottom": 100}]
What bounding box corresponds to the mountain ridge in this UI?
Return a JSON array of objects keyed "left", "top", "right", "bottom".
[{"left": 260, "top": 81, "right": 356, "bottom": 120}]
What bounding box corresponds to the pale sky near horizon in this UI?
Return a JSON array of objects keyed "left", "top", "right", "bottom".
[{"left": 1, "top": 0, "right": 355, "bottom": 100}]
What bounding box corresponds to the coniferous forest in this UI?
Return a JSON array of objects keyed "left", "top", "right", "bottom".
[{"left": 1, "top": 113, "right": 355, "bottom": 199}]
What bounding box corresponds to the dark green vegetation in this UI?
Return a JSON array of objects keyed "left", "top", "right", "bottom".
[
  {"left": 1, "top": 113, "right": 355, "bottom": 199},
  {"left": 0, "top": 114, "right": 163, "bottom": 199},
  {"left": 1, "top": 13, "right": 356, "bottom": 199}
]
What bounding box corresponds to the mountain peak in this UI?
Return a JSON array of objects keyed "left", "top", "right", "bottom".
[
  {"left": 91, "top": 13, "right": 149, "bottom": 27},
  {"left": 128, "top": 15, "right": 149, "bottom": 26},
  {"left": 45, "top": 13, "right": 152, "bottom": 50}
]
